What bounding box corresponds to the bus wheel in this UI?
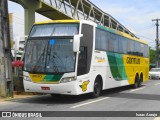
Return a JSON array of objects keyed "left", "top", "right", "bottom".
[
  {"left": 133, "top": 75, "right": 139, "bottom": 88},
  {"left": 91, "top": 78, "right": 102, "bottom": 98},
  {"left": 139, "top": 75, "right": 143, "bottom": 87}
]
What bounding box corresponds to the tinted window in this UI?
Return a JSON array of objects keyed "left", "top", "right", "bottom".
[
  {"left": 95, "top": 28, "right": 148, "bottom": 58},
  {"left": 127, "top": 39, "right": 135, "bottom": 55},
  {"left": 108, "top": 33, "right": 119, "bottom": 52},
  {"left": 140, "top": 43, "right": 144, "bottom": 56},
  {"left": 144, "top": 45, "right": 149, "bottom": 57},
  {"left": 95, "top": 29, "right": 108, "bottom": 51},
  {"left": 135, "top": 42, "right": 141, "bottom": 56},
  {"left": 95, "top": 29, "right": 101, "bottom": 50},
  {"left": 119, "top": 37, "right": 127, "bottom": 54},
  {"left": 101, "top": 30, "right": 108, "bottom": 51},
  {"left": 108, "top": 33, "right": 113, "bottom": 51}
]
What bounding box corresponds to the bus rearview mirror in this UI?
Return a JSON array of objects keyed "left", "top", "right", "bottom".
[{"left": 73, "top": 34, "right": 83, "bottom": 52}]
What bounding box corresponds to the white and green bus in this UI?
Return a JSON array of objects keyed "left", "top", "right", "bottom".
[{"left": 23, "top": 20, "right": 149, "bottom": 97}]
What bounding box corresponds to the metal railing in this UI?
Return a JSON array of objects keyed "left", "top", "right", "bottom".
[
  {"left": 42, "top": 0, "right": 138, "bottom": 38},
  {"left": 10, "top": 0, "right": 138, "bottom": 38}
]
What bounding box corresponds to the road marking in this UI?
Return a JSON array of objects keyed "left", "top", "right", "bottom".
[
  {"left": 130, "top": 87, "right": 146, "bottom": 92},
  {"left": 71, "top": 97, "right": 110, "bottom": 109},
  {"left": 154, "top": 83, "right": 160, "bottom": 86}
]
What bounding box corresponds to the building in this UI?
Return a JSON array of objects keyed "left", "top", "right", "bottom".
[{"left": 11, "top": 36, "right": 25, "bottom": 60}]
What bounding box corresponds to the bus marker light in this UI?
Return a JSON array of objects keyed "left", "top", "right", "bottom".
[{"left": 50, "top": 39, "right": 55, "bottom": 45}]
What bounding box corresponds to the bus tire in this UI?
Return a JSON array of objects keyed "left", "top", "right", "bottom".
[
  {"left": 133, "top": 75, "right": 139, "bottom": 88},
  {"left": 139, "top": 74, "right": 143, "bottom": 87},
  {"left": 91, "top": 78, "right": 102, "bottom": 98}
]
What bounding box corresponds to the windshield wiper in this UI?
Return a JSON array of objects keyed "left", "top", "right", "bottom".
[
  {"left": 32, "top": 44, "right": 47, "bottom": 72},
  {"left": 46, "top": 46, "right": 59, "bottom": 73}
]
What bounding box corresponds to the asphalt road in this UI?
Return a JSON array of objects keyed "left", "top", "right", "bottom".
[{"left": 0, "top": 80, "right": 160, "bottom": 120}]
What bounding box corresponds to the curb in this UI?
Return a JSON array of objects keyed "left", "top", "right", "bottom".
[{"left": 0, "top": 92, "right": 41, "bottom": 103}]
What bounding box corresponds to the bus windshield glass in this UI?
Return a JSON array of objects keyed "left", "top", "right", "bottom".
[
  {"left": 24, "top": 38, "right": 75, "bottom": 73},
  {"left": 30, "top": 24, "right": 79, "bottom": 37}
]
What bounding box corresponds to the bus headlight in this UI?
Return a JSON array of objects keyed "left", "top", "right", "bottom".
[
  {"left": 23, "top": 76, "right": 31, "bottom": 81},
  {"left": 60, "top": 77, "right": 75, "bottom": 83}
]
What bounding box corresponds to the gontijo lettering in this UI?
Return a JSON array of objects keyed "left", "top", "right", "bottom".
[{"left": 126, "top": 57, "right": 140, "bottom": 64}]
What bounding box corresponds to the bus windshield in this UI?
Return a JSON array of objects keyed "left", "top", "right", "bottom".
[{"left": 24, "top": 38, "right": 75, "bottom": 73}]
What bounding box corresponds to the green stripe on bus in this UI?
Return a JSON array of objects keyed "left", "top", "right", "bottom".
[
  {"left": 44, "top": 74, "right": 63, "bottom": 82},
  {"left": 97, "top": 25, "right": 116, "bottom": 34},
  {"left": 107, "top": 52, "right": 128, "bottom": 81}
]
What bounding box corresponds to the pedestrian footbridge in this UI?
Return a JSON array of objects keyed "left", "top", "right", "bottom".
[{"left": 10, "top": 0, "right": 137, "bottom": 38}]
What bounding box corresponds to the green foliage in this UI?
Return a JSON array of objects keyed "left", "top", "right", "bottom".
[{"left": 150, "top": 48, "right": 155, "bottom": 63}]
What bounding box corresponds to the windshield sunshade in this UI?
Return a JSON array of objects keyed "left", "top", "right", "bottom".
[{"left": 30, "top": 24, "right": 79, "bottom": 37}]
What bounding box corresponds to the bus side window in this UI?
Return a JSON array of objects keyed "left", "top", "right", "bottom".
[
  {"left": 95, "top": 29, "right": 101, "bottom": 50},
  {"left": 144, "top": 45, "right": 149, "bottom": 57},
  {"left": 112, "top": 34, "right": 119, "bottom": 52},
  {"left": 119, "top": 36, "right": 127, "bottom": 54},
  {"left": 101, "top": 30, "right": 108, "bottom": 51},
  {"left": 95, "top": 28, "right": 108, "bottom": 51},
  {"left": 108, "top": 33, "right": 114, "bottom": 52},
  {"left": 140, "top": 43, "right": 144, "bottom": 56},
  {"left": 127, "top": 39, "right": 134, "bottom": 55},
  {"left": 135, "top": 42, "right": 141, "bottom": 56}
]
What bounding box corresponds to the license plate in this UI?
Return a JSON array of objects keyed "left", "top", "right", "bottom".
[{"left": 41, "top": 87, "right": 50, "bottom": 90}]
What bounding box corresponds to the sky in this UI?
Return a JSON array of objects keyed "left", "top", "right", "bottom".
[{"left": 8, "top": 0, "right": 160, "bottom": 49}]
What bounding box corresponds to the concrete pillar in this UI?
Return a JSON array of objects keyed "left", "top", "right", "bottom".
[
  {"left": 24, "top": 9, "right": 35, "bottom": 36},
  {"left": 0, "top": 0, "right": 13, "bottom": 97},
  {"left": 18, "top": 0, "right": 42, "bottom": 36}
]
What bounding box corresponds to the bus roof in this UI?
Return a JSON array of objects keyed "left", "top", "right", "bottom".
[{"left": 34, "top": 20, "right": 80, "bottom": 24}]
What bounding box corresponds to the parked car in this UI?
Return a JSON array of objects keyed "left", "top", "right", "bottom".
[{"left": 149, "top": 68, "right": 160, "bottom": 79}]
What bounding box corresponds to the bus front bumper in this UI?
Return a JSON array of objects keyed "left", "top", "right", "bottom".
[{"left": 23, "top": 80, "right": 81, "bottom": 95}]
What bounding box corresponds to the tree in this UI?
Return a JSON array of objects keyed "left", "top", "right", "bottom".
[{"left": 150, "top": 48, "right": 156, "bottom": 63}]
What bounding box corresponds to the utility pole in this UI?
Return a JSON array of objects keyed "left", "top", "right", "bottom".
[
  {"left": 0, "top": 0, "right": 13, "bottom": 97},
  {"left": 152, "top": 19, "right": 160, "bottom": 68}
]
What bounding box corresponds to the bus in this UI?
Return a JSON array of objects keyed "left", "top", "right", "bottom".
[{"left": 23, "top": 20, "right": 149, "bottom": 97}]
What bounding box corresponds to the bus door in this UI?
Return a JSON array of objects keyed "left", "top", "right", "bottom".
[{"left": 77, "top": 24, "right": 93, "bottom": 76}]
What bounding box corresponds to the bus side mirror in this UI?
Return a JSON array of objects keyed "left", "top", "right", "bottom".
[{"left": 73, "top": 34, "right": 83, "bottom": 52}]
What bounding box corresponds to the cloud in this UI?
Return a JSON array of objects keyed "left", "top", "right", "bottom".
[{"left": 104, "top": 6, "right": 135, "bottom": 15}]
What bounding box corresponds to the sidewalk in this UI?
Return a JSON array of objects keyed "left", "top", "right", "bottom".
[{"left": 0, "top": 92, "right": 39, "bottom": 103}]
